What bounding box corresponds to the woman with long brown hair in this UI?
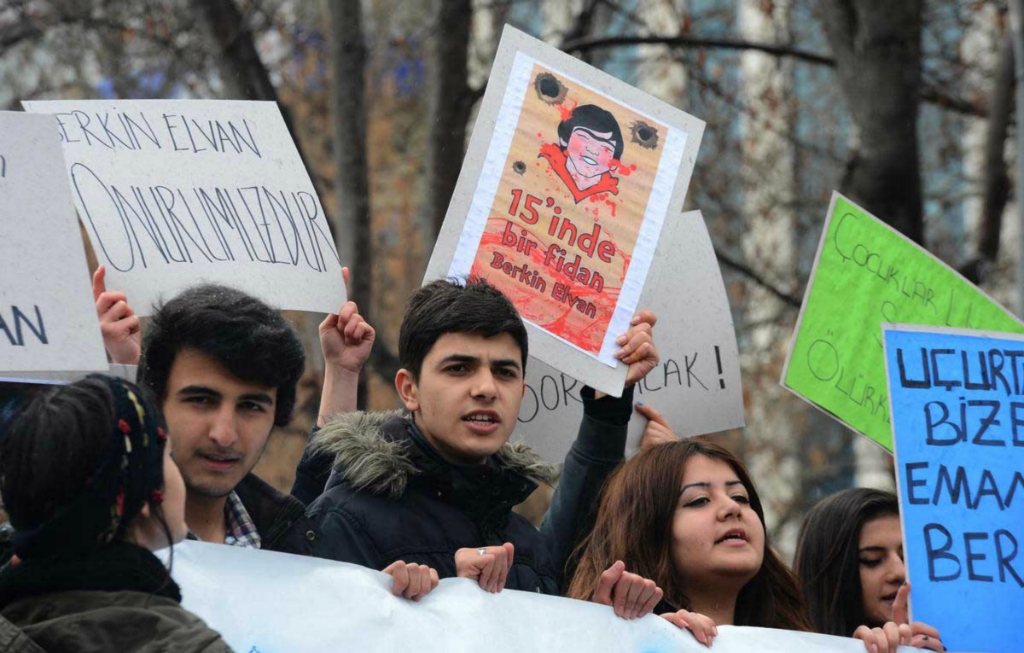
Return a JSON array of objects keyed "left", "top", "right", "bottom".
[
  {"left": 795, "top": 488, "right": 944, "bottom": 651},
  {"left": 567, "top": 436, "right": 812, "bottom": 646}
]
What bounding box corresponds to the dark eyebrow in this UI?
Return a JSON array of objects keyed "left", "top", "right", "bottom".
[
  {"left": 239, "top": 392, "right": 274, "bottom": 406},
  {"left": 680, "top": 480, "right": 744, "bottom": 494},
  {"left": 680, "top": 482, "right": 710, "bottom": 494},
  {"left": 438, "top": 354, "right": 480, "bottom": 366},
  {"left": 176, "top": 385, "right": 272, "bottom": 406},
  {"left": 858, "top": 546, "right": 888, "bottom": 554},
  {"left": 177, "top": 385, "right": 222, "bottom": 398},
  {"left": 438, "top": 354, "right": 521, "bottom": 372}
]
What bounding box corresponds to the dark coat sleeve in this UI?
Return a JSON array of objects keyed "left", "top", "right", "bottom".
[
  {"left": 290, "top": 426, "right": 334, "bottom": 506},
  {"left": 307, "top": 501, "right": 384, "bottom": 572},
  {"left": 540, "top": 384, "right": 633, "bottom": 591}
]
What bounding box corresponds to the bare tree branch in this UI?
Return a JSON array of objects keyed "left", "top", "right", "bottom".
[
  {"left": 559, "top": 0, "right": 603, "bottom": 54},
  {"left": 715, "top": 248, "right": 801, "bottom": 308},
  {"left": 0, "top": 22, "right": 42, "bottom": 51},
  {"left": 563, "top": 33, "right": 835, "bottom": 66},
  {"left": 918, "top": 84, "right": 987, "bottom": 118},
  {"left": 563, "top": 33, "right": 984, "bottom": 118},
  {"left": 1, "top": 12, "right": 183, "bottom": 53}
]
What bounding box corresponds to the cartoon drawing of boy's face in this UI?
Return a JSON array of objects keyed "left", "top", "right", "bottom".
[{"left": 564, "top": 127, "right": 618, "bottom": 180}]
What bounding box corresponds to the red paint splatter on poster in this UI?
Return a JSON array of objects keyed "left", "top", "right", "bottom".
[
  {"left": 469, "top": 214, "right": 629, "bottom": 354},
  {"left": 610, "top": 160, "right": 637, "bottom": 177},
  {"left": 556, "top": 99, "right": 579, "bottom": 122}
]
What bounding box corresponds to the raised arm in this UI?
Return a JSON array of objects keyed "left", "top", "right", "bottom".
[
  {"left": 293, "top": 268, "right": 374, "bottom": 503},
  {"left": 541, "top": 311, "right": 659, "bottom": 589},
  {"left": 317, "top": 268, "right": 375, "bottom": 426},
  {"left": 92, "top": 265, "right": 141, "bottom": 365}
]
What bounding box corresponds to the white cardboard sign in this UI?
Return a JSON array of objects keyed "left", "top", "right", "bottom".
[
  {"left": 23, "top": 100, "right": 345, "bottom": 316},
  {"left": 516, "top": 211, "right": 744, "bottom": 463},
  {"left": 0, "top": 111, "right": 109, "bottom": 373},
  {"left": 167, "top": 541, "right": 929, "bottom": 653},
  {"left": 424, "top": 26, "right": 704, "bottom": 396}
]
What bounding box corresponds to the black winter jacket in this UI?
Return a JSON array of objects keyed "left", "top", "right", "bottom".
[
  {"left": 305, "top": 386, "right": 633, "bottom": 594},
  {"left": 234, "top": 473, "right": 320, "bottom": 555}
]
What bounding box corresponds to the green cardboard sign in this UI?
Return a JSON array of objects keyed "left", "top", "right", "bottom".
[{"left": 781, "top": 192, "right": 1024, "bottom": 451}]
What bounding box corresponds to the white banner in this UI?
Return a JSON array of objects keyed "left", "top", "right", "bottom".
[
  {"left": 0, "top": 111, "right": 109, "bottom": 373},
  {"left": 23, "top": 100, "right": 345, "bottom": 316},
  {"left": 168, "top": 541, "right": 931, "bottom": 653}
]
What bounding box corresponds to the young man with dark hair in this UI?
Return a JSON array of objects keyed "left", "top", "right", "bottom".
[
  {"left": 136, "top": 282, "right": 308, "bottom": 550},
  {"left": 93, "top": 268, "right": 437, "bottom": 600},
  {"left": 305, "top": 279, "right": 663, "bottom": 614}
]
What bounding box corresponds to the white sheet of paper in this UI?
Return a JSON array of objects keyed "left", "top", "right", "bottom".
[
  {"left": 23, "top": 100, "right": 345, "bottom": 316},
  {"left": 425, "top": 26, "right": 704, "bottom": 396},
  {"left": 0, "top": 111, "right": 109, "bottom": 373},
  {"left": 166, "top": 541, "right": 928, "bottom": 653},
  {"left": 515, "top": 211, "right": 744, "bottom": 463}
]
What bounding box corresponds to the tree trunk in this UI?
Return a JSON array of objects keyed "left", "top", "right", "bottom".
[
  {"left": 426, "top": 0, "right": 473, "bottom": 240},
  {"left": 821, "top": 0, "right": 924, "bottom": 243},
  {"left": 962, "top": 31, "right": 1014, "bottom": 284},
  {"left": 328, "top": 0, "right": 373, "bottom": 408}
]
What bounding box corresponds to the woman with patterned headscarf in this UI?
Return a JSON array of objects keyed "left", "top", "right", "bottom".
[{"left": 0, "top": 375, "right": 232, "bottom": 652}]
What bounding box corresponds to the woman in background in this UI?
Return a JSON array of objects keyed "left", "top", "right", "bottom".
[
  {"left": 0, "top": 375, "right": 232, "bottom": 653},
  {"left": 795, "top": 488, "right": 943, "bottom": 652}
]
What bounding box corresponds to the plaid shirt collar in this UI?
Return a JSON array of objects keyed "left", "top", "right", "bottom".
[{"left": 222, "top": 489, "right": 262, "bottom": 549}]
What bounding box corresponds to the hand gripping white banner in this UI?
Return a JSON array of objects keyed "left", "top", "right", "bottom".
[{"left": 167, "top": 541, "right": 934, "bottom": 653}]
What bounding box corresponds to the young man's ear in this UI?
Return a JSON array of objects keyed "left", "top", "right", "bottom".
[{"left": 395, "top": 368, "right": 420, "bottom": 413}]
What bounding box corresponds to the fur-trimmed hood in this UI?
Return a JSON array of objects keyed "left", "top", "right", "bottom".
[{"left": 309, "top": 410, "right": 559, "bottom": 499}]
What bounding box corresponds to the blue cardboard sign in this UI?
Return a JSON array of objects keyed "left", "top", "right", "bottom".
[{"left": 883, "top": 324, "right": 1024, "bottom": 653}]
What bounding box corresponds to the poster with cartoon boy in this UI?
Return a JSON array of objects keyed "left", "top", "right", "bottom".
[
  {"left": 467, "top": 64, "right": 667, "bottom": 358},
  {"left": 432, "top": 27, "right": 703, "bottom": 393}
]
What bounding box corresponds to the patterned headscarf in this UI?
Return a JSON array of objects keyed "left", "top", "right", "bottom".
[{"left": 12, "top": 375, "right": 169, "bottom": 560}]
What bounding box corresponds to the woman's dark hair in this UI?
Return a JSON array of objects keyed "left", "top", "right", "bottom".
[
  {"left": 140, "top": 284, "right": 305, "bottom": 426},
  {"left": 567, "top": 437, "right": 812, "bottom": 631},
  {"left": 1, "top": 378, "right": 114, "bottom": 532},
  {"left": 399, "top": 279, "right": 528, "bottom": 379},
  {"left": 557, "top": 104, "right": 624, "bottom": 160},
  {"left": 794, "top": 488, "right": 900, "bottom": 635},
  {"left": 0, "top": 377, "right": 172, "bottom": 548}
]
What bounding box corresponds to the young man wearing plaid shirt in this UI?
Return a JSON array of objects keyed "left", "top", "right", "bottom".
[{"left": 92, "top": 268, "right": 437, "bottom": 600}]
